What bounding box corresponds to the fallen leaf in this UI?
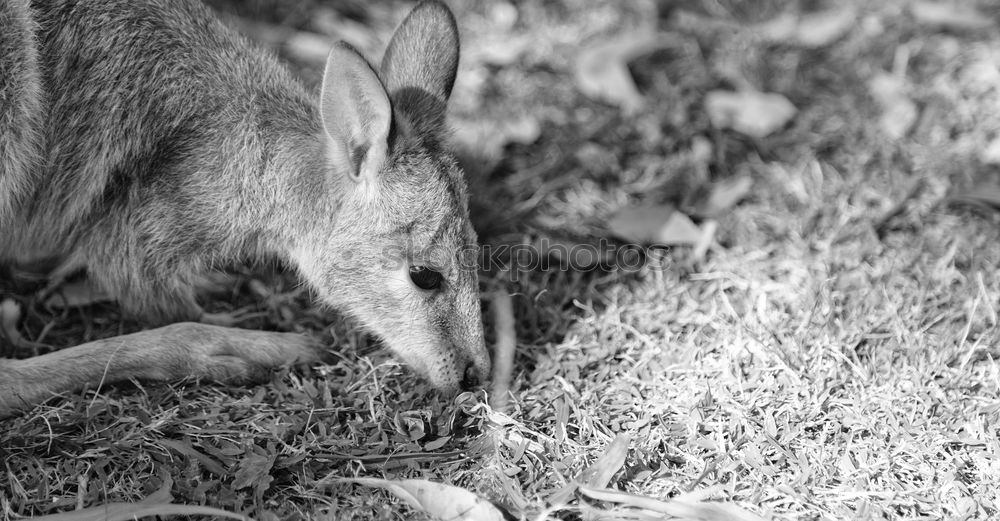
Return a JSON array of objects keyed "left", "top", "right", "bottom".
[
  {"left": 574, "top": 30, "right": 668, "bottom": 114},
  {"left": 336, "top": 478, "right": 505, "bottom": 521},
  {"left": 232, "top": 450, "right": 275, "bottom": 493},
  {"left": 424, "top": 436, "right": 452, "bottom": 451},
  {"left": 693, "top": 175, "right": 754, "bottom": 218},
  {"left": 704, "top": 90, "right": 796, "bottom": 138},
  {"left": 911, "top": 2, "right": 995, "bottom": 32},
  {"left": 608, "top": 203, "right": 703, "bottom": 245},
  {"left": 757, "top": 7, "right": 857, "bottom": 47},
  {"left": 869, "top": 73, "right": 917, "bottom": 140},
  {"left": 656, "top": 211, "right": 704, "bottom": 245},
  {"left": 547, "top": 435, "right": 631, "bottom": 506},
  {"left": 394, "top": 411, "right": 427, "bottom": 441}
]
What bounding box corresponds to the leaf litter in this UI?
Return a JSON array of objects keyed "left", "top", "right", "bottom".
[{"left": 573, "top": 30, "right": 660, "bottom": 114}]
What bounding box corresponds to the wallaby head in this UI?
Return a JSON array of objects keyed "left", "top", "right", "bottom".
[
  {"left": 291, "top": 1, "right": 491, "bottom": 393},
  {"left": 0, "top": 0, "right": 489, "bottom": 398}
]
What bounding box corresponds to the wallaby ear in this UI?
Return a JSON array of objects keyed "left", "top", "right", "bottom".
[
  {"left": 380, "top": 0, "right": 459, "bottom": 134},
  {"left": 320, "top": 42, "right": 392, "bottom": 183}
]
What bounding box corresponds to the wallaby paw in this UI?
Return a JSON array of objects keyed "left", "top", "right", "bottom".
[
  {"left": 155, "top": 323, "right": 322, "bottom": 384},
  {"left": 0, "top": 298, "right": 48, "bottom": 354}
]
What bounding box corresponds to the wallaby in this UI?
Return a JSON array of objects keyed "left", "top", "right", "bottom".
[{"left": 0, "top": 0, "right": 491, "bottom": 418}]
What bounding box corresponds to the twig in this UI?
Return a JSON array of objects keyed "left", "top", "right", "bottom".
[{"left": 489, "top": 291, "right": 516, "bottom": 410}]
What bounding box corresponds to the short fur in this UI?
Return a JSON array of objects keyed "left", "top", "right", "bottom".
[{"left": 0, "top": 0, "right": 490, "bottom": 418}]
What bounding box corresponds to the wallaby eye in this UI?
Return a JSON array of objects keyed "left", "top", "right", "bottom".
[{"left": 409, "top": 266, "right": 443, "bottom": 291}]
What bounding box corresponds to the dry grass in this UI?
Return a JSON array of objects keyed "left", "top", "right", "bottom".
[{"left": 4, "top": 0, "right": 1000, "bottom": 519}]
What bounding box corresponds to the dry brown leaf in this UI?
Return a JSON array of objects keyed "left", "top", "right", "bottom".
[
  {"left": 232, "top": 450, "right": 275, "bottom": 493},
  {"left": 608, "top": 203, "right": 702, "bottom": 245},
  {"left": 548, "top": 434, "right": 631, "bottom": 506},
  {"left": 869, "top": 73, "right": 917, "bottom": 140},
  {"left": 582, "top": 434, "right": 631, "bottom": 488},
  {"left": 336, "top": 478, "right": 505, "bottom": 521},
  {"left": 574, "top": 30, "right": 666, "bottom": 114},
  {"left": 704, "top": 90, "right": 796, "bottom": 138},
  {"left": 394, "top": 411, "right": 427, "bottom": 441},
  {"left": 694, "top": 175, "right": 754, "bottom": 218},
  {"left": 911, "top": 2, "right": 995, "bottom": 32},
  {"left": 757, "top": 7, "right": 857, "bottom": 47},
  {"left": 451, "top": 115, "right": 542, "bottom": 164},
  {"left": 424, "top": 436, "right": 451, "bottom": 451},
  {"left": 656, "top": 211, "right": 704, "bottom": 246}
]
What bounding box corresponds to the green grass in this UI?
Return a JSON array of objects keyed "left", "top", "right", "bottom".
[{"left": 4, "top": 0, "right": 1000, "bottom": 519}]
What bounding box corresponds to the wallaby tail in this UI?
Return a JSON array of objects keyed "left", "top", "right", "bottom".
[{"left": 0, "top": 0, "right": 46, "bottom": 220}]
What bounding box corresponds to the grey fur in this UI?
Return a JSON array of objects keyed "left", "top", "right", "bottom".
[{"left": 0, "top": 0, "right": 490, "bottom": 416}]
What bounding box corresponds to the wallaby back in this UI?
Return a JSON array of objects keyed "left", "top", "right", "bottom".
[
  {"left": 0, "top": 0, "right": 46, "bottom": 222},
  {"left": 0, "top": 0, "right": 490, "bottom": 393}
]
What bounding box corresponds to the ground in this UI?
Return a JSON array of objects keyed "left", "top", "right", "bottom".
[{"left": 3, "top": 0, "right": 1000, "bottom": 520}]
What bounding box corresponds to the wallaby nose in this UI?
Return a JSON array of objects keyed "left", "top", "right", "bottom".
[{"left": 461, "top": 362, "right": 484, "bottom": 391}]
